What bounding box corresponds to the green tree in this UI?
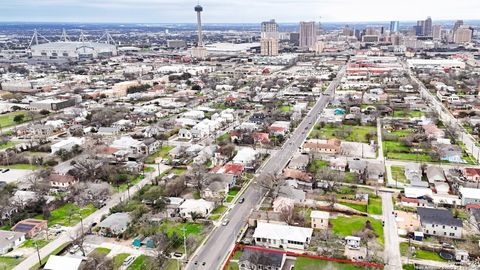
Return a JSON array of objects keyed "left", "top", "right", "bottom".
[{"left": 13, "top": 114, "right": 25, "bottom": 124}]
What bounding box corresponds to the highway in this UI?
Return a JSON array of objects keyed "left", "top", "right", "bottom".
[{"left": 185, "top": 66, "right": 346, "bottom": 270}]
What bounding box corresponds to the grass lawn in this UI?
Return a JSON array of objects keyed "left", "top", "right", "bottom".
[
  {"left": 294, "top": 257, "right": 365, "bottom": 270},
  {"left": 0, "top": 111, "right": 32, "bottom": 128},
  {"left": 0, "top": 141, "right": 17, "bottom": 150},
  {"left": 226, "top": 262, "right": 239, "bottom": 270},
  {"left": 383, "top": 141, "right": 410, "bottom": 153},
  {"left": 387, "top": 152, "right": 432, "bottom": 162},
  {"left": 113, "top": 253, "right": 130, "bottom": 270},
  {"left": 216, "top": 133, "right": 231, "bottom": 144},
  {"left": 399, "top": 243, "right": 446, "bottom": 262},
  {"left": 367, "top": 197, "right": 383, "bottom": 215},
  {"left": 0, "top": 164, "right": 42, "bottom": 170},
  {"left": 144, "top": 146, "right": 174, "bottom": 163},
  {"left": 225, "top": 196, "right": 235, "bottom": 203},
  {"left": 160, "top": 221, "right": 203, "bottom": 238},
  {"left": 330, "top": 216, "right": 384, "bottom": 245},
  {"left": 391, "top": 166, "right": 407, "bottom": 183},
  {"left": 164, "top": 260, "right": 180, "bottom": 270},
  {"left": 20, "top": 239, "right": 49, "bottom": 249},
  {"left": 232, "top": 249, "right": 243, "bottom": 260},
  {"left": 37, "top": 203, "right": 97, "bottom": 227},
  {"left": 307, "top": 160, "right": 329, "bottom": 173},
  {"left": 0, "top": 256, "right": 23, "bottom": 270},
  {"left": 393, "top": 110, "right": 425, "bottom": 118},
  {"left": 279, "top": 105, "right": 291, "bottom": 112},
  {"left": 209, "top": 205, "right": 227, "bottom": 220},
  {"left": 173, "top": 168, "right": 187, "bottom": 175},
  {"left": 91, "top": 247, "right": 111, "bottom": 256},
  {"left": 403, "top": 264, "right": 415, "bottom": 270},
  {"left": 228, "top": 188, "right": 240, "bottom": 197},
  {"left": 116, "top": 175, "right": 144, "bottom": 192},
  {"left": 310, "top": 124, "right": 376, "bottom": 143},
  {"left": 127, "top": 255, "right": 152, "bottom": 270},
  {"left": 339, "top": 202, "right": 367, "bottom": 213}
]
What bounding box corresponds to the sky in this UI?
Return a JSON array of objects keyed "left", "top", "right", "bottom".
[{"left": 0, "top": 0, "right": 479, "bottom": 23}]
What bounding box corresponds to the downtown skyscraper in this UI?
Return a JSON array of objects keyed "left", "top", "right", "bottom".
[
  {"left": 299, "top": 21, "right": 316, "bottom": 50},
  {"left": 260, "top": 19, "right": 279, "bottom": 56}
]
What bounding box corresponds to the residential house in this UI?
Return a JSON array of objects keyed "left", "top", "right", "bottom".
[
  {"left": 111, "top": 136, "right": 147, "bottom": 157},
  {"left": 253, "top": 222, "right": 313, "bottom": 250},
  {"left": 405, "top": 163, "right": 422, "bottom": 183},
  {"left": 12, "top": 219, "right": 48, "bottom": 238},
  {"left": 303, "top": 139, "right": 341, "bottom": 154},
  {"left": 345, "top": 236, "right": 361, "bottom": 249},
  {"left": 179, "top": 199, "right": 214, "bottom": 219},
  {"left": 272, "top": 197, "right": 295, "bottom": 213},
  {"left": 44, "top": 255, "right": 83, "bottom": 270},
  {"left": 417, "top": 207, "right": 462, "bottom": 238},
  {"left": 463, "top": 168, "right": 480, "bottom": 182},
  {"left": 348, "top": 159, "right": 367, "bottom": 174},
  {"left": 288, "top": 154, "right": 309, "bottom": 171},
  {"left": 367, "top": 161, "right": 385, "bottom": 182},
  {"left": 0, "top": 230, "right": 25, "bottom": 255},
  {"left": 459, "top": 187, "right": 480, "bottom": 206},
  {"left": 277, "top": 186, "right": 306, "bottom": 203},
  {"left": 51, "top": 137, "right": 84, "bottom": 154},
  {"left": 268, "top": 121, "right": 290, "bottom": 136},
  {"left": 165, "top": 197, "right": 185, "bottom": 217},
  {"left": 252, "top": 132, "right": 270, "bottom": 144},
  {"left": 422, "top": 124, "right": 445, "bottom": 139},
  {"left": 97, "top": 127, "right": 121, "bottom": 136},
  {"left": 232, "top": 148, "right": 258, "bottom": 169},
  {"left": 310, "top": 211, "right": 330, "bottom": 230},
  {"left": 248, "top": 210, "right": 286, "bottom": 227},
  {"left": 48, "top": 174, "right": 77, "bottom": 189},
  {"left": 283, "top": 169, "right": 313, "bottom": 189},
  {"left": 97, "top": 212, "right": 131, "bottom": 237},
  {"left": 426, "top": 166, "right": 446, "bottom": 184},
  {"left": 330, "top": 157, "right": 347, "bottom": 171},
  {"left": 178, "top": 128, "right": 193, "bottom": 140},
  {"left": 239, "top": 249, "right": 286, "bottom": 270},
  {"left": 202, "top": 174, "right": 236, "bottom": 199},
  {"left": 143, "top": 138, "right": 160, "bottom": 155}
]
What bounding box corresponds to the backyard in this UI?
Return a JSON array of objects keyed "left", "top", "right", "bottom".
[
  {"left": 399, "top": 243, "right": 446, "bottom": 262},
  {"left": 309, "top": 124, "right": 377, "bottom": 143},
  {"left": 0, "top": 111, "right": 32, "bottom": 128},
  {"left": 144, "top": 145, "right": 174, "bottom": 163},
  {"left": 330, "top": 216, "right": 384, "bottom": 245},
  {"left": 113, "top": 253, "right": 130, "bottom": 270},
  {"left": 294, "top": 257, "right": 365, "bottom": 270},
  {"left": 391, "top": 166, "right": 408, "bottom": 183},
  {"left": 35, "top": 203, "right": 97, "bottom": 227}
]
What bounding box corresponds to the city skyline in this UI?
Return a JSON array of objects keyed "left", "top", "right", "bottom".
[{"left": 1, "top": 0, "right": 479, "bottom": 24}]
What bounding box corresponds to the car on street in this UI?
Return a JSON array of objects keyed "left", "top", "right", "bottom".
[
  {"left": 238, "top": 198, "right": 245, "bottom": 203},
  {"left": 222, "top": 219, "right": 230, "bottom": 226},
  {"left": 123, "top": 256, "right": 135, "bottom": 266}
]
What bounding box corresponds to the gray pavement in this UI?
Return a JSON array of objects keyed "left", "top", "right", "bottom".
[
  {"left": 381, "top": 192, "right": 402, "bottom": 270},
  {"left": 185, "top": 67, "right": 346, "bottom": 270}
]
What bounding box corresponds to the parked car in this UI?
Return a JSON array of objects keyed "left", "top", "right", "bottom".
[
  {"left": 238, "top": 198, "right": 245, "bottom": 203},
  {"left": 222, "top": 219, "right": 230, "bottom": 226},
  {"left": 123, "top": 256, "right": 135, "bottom": 266}
]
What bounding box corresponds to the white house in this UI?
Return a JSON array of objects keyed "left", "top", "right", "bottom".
[
  {"left": 0, "top": 230, "right": 25, "bottom": 255},
  {"left": 417, "top": 207, "right": 463, "bottom": 239},
  {"left": 310, "top": 211, "right": 330, "bottom": 230},
  {"left": 179, "top": 199, "right": 214, "bottom": 219},
  {"left": 51, "top": 137, "right": 84, "bottom": 154},
  {"left": 459, "top": 187, "right": 480, "bottom": 206},
  {"left": 345, "top": 236, "right": 361, "bottom": 249},
  {"left": 111, "top": 136, "right": 146, "bottom": 155},
  {"left": 233, "top": 148, "right": 258, "bottom": 169},
  {"left": 178, "top": 128, "right": 193, "bottom": 140},
  {"left": 253, "top": 222, "right": 313, "bottom": 250},
  {"left": 44, "top": 255, "right": 83, "bottom": 270}
]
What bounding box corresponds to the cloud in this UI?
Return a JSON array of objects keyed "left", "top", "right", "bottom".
[{"left": 0, "top": 0, "right": 478, "bottom": 23}]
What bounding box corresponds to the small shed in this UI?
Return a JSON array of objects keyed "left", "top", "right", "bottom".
[
  {"left": 345, "top": 236, "right": 361, "bottom": 249},
  {"left": 414, "top": 231, "right": 424, "bottom": 241},
  {"left": 133, "top": 235, "right": 144, "bottom": 248}
]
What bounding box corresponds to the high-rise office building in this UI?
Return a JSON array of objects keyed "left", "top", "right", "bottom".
[
  {"left": 192, "top": 4, "right": 207, "bottom": 59},
  {"left": 454, "top": 26, "right": 473, "bottom": 44},
  {"left": 390, "top": 21, "right": 400, "bottom": 33},
  {"left": 424, "top": 17, "right": 432, "bottom": 36},
  {"left": 299, "top": 21, "right": 316, "bottom": 50},
  {"left": 432, "top": 25, "right": 442, "bottom": 40},
  {"left": 260, "top": 19, "right": 279, "bottom": 56},
  {"left": 453, "top": 20, "right": 464, "bottom": 33}
]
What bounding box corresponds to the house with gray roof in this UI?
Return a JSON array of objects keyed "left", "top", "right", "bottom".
[
  {"left": 239, "top": 249, "right": 286, "bottom": 270},
  {"left": 0, "top": 230, "right": 25, "bottom": 255},
  {"left": 98, "top": 212, "right": 131, "bottom": 237},
  {"left": 417, "top": 207, "right": 462, "bottom": 238}
]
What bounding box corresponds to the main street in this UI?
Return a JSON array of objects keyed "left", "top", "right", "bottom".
[
  {"left": 13, "top": 164, "right": 170, "bottom": 270},
  {"left": 186, "top": 66, "right": 346, "bottom": 270}
]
